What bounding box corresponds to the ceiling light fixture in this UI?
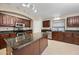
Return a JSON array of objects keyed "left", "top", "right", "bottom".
[
  {"left": 22, "top": 3, "right": 26, "bottom": 7},
  {"left": 26, "top": 4, "right": 30, "bottom": 8},
  {"left": 32, "top": 4, "right": 35, "bottom": 10},
  {"left": 34, "top": 9, "right": 37, "bottom": 13}
]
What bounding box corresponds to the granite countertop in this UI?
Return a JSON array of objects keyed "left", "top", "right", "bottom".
[{"left": 13, "top": 33, "right": 43, "bottom": 49}]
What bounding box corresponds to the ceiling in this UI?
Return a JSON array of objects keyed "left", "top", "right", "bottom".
[
  {"left": 0, "top": 3, "right": 79, "bottom": 19},
  {"left": 34, "top": 3, "right": 79, "bottom": 19}
]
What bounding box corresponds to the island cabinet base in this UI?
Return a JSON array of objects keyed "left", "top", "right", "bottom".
[
  {"left": 39, "top": 37, "right": 48, "bottom": 54},
  {"left": 12, "top": 37, "right": 48, "bottom": 55},
  {"left": 13, "top": 44, "right": 34, "bottom": 55}
]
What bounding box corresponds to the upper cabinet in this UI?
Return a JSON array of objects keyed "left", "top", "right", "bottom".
[
  {"left": 43, "top": 20, "right": 50, "bottom": 27},
  {"left": 0, "top": 13, "right": 18, "bottom": 27},
  {"left": 22, "top": 19, "right": 32, "bottom": 27},
  {"left": 67, "top": 16, "right": 79, "bottom": 27},
  {"left": 0, "top": 13, "right": 32, "bottom": 27}
]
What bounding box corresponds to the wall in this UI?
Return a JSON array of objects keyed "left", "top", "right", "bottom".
[{"left": 33, "top": 19, "right": 42, "bottom": 33}]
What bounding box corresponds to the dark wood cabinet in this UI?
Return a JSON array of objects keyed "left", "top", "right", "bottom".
[
  {"left": 39, "top": 37, "right": 48, "bottom": 54},
  {"left": 13, "top": 44, "right": 33, "bottom": 55},
  {"left": 52, "top": 32, "right": 58, "bottom": 40},
  {"left": 64, "top": 32, "right": 74, "bottom": 44},
  {"left": 67, "top": 16, "right": 79, "bottom": 27},
  {"left": 52, "top": 32, "right": 79, "bottom": 45},
  {"left": 0, "top": 33, "right": 16, "bottom": 39},
  {"left": 0, "top": 34, "right": 9, "bottom": 38},
  {"left": 0, "top": 13, "right": 32, "bottom": 27},
  {"left": 13, "top": 36, "right": 48, "bottom": 55},
  {"left": 9, "top": 33, "right": 16, "bottom": 38},
  {"left": 43, "top": 20, "right": 50, "bottom": 27},
  {"left": 24, "top": 20, "right": 31, "bottom": 27},
  {"left": 57, "top": 32, "right": 63, "bottom": 41},
  {"left": 0, "top": 14, "right": 17, "bottom": 27},
  {"left": 73, "top": 33, "right": 79, "bottom": 45},
  {"left": 0, "top": 38, "right": 7, "bottom": 49},
  {"left": 33, "top": 40, "right": 40, "bottom": 55},
  {"left": 52, "top": 32, "right": 63, "bottom": 41}
]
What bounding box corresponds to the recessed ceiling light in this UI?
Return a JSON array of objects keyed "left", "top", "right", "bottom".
[
  {"left": 26, "top": 4, "right": 30, "bottom": 8},
  {"left": 22, "top": 3, "right": 26, "bottom": 7},
  {"left": 34, "top": 9, "right": 37, "bottom": 13},
  {"left": 32, "top": 4, "right": 35, "bottom": 10}
]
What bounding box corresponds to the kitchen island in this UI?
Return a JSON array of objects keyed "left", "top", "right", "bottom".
[{"left": 12, "top": 33, "right": 48, "bottom": 55}]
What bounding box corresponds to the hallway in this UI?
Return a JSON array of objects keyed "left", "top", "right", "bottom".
[{"left": 42, "top": 40, "right": 79, "bottom": 55}]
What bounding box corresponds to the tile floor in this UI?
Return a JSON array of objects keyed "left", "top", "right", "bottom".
[{"left": 42, "top": 40, "right": 79, "bottom": 55}]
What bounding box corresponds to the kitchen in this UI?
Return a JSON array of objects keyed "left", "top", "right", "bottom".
[{"left": 0, "top": 3, "right": 79, "bottom": 55}]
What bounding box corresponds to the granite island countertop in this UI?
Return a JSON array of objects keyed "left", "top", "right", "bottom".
[{"left": 13, "top": 32, "right": 43, "bottom": 49}]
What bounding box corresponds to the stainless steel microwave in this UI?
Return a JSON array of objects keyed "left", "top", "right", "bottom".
[{"left": 15, "top": 23, "right": 25, "bottom": 27}]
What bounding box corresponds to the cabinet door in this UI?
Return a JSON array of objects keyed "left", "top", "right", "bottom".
[
  {"left": 9, "top": 16, "right": 15, "bottom": 26},
  {"left": 25, "top": 20, "right": 31, "bottom": 27},
  {"left": 43, "top": 20, "right": 50, "bottom": 27},
  {"left": 0, "top": 38, "right": 7, "bottom": 49},
  {"left": 74, "top": 38, "right": 79, "bottom": 45},
  {"left": 9, "top": 33, "right": 16, "bottom": 38},
  {"left": 39, "top": 38, "right": 48, "bottom": 54},
  {"left": 52, "top": 32, "right": 58, "bottom": 40},
  {"left": 2, "top": 15, "right": 7, "bottom": 26},
  {"left": 33, "top": 40, "right": 40, "bottom": 55},
  {"left": 2, "top": 15, "right": 13, "bottom": 26},
  {"left": 13, "top": 44, "right": 33, "bottom": 55},
  {"left": 57, "top": 32, "right": 63, "bottom": 41},
  {"left": 64, "top": 32, "right": 73, "bottom": 44},
  {"left": 0, "top": 14, "right": 3, "bottom": 26},
  {"left": 67, "top": 16, "right": 79, "bottom": 27},
  {"left": 16, "top": 18, "right": 23, "bottom": 23},
  {"left": 73, "top": 33, "right": 79, "bottom": 45}
]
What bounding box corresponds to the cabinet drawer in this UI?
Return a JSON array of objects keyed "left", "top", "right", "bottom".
[
  {"left": 0, "top": 34, "right": 9, "bottom": 38},
  {"left": 9, "top": 33, "right": 16, "bottom": 38},
  {"left": 74, "top": 38, "right": 79, "bottom": 45}
]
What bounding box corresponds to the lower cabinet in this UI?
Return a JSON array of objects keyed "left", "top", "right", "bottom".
[
  {"left": 52, "top": 32, "right": 63, "bottom": 41},
  {"left": 13, "top": 44, "right": 34, "bottom": 55},
  {"left": 74, "top": 38, "right": 79, "bottom": 45},
  {"left": 63, "top": 32, "right": 74, "bottom": 44},
  {"left": 52, "top": 32, "right": 58, "bottom": 40},
  {"left": 52, "top": 32, "right": 79, "bottom": 45},
  {"left": 73, "top": 33, "right": 79, "bottom": 45},
  {"left": 0, "top": 38, "right": 7, "bottom": 49},
  {"left": 39, "top": 37, "right": 48, "bottom": 54},
  {"left": 33, "top": 40, "right": 40, "bottom": 55},
  {"left": 13, "top": 37, "right": 48, "bottom": 55}
]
